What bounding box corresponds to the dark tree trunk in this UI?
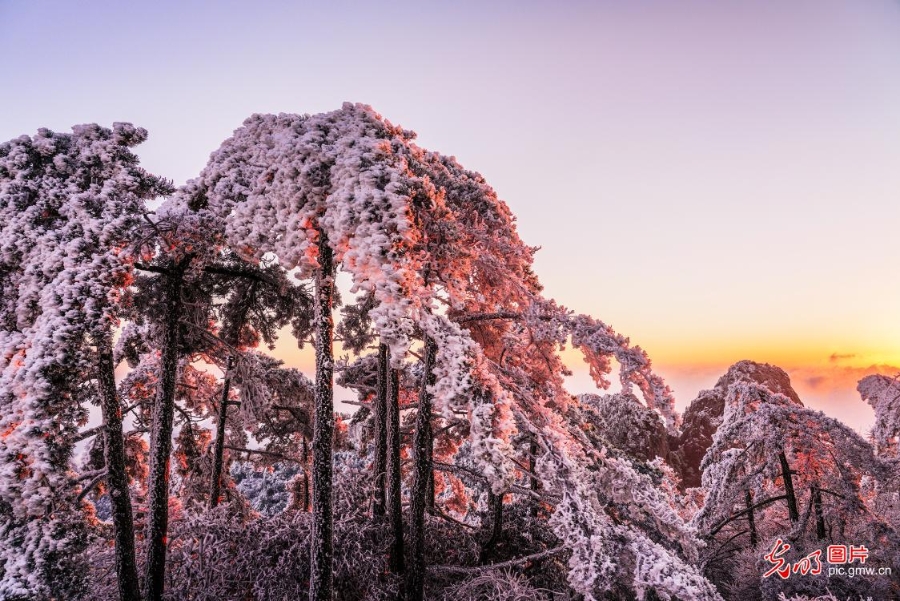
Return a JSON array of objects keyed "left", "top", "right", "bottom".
[
  {"left": 145, "top": 258, "right": 188, "bottom": 601},
  {"left": 301, "top": 436, "right": 310, "bottom": 512},
  {"left": 778, "top": 450, "right": 800, "bottom": 523},
  {"left": 209, "top": 356, "right": 234, "bottom": 509},
  {"left": 97, "top": 339, "right": 141, "bottom": 601},
  {"left": 812, "top": 484, "right": 826, "bottom": 541},
  {"left": 480, "top": 490, "right": 504, "bottom": 562},
  {"left": 745, "top": 490, "right": 757, "bottom": 548},
  {"left": 405, "top": 336, "right": 437, "bottom": 601},
  {"left": 209, "top": 280, "right": 254, "bottom": 509},
  {"left": 310, "top": 236, "right": 335, "bottom": 601},
  {"left": 372, "top": 342, "right": 388, "bottom": 517},
  {"left": 528, "top": 437, "right": 540, "bottom": 517},
  {"left": 425, "top": 444, "right": 435, "bottom": 511},
  {"left": 386, "top": 367, "right": 405, "bottom": 573}
]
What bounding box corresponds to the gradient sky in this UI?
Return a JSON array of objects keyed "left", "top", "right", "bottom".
[{"left": 2, "top": 0, "right": 899, "bottom": 432}]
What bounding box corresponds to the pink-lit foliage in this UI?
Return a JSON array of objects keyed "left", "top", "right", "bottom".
[{"left": 1, "top": 107, "right": 895, "bottom": 601}]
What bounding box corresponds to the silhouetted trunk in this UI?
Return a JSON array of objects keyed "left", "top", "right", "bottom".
[
  {"left": 778, "top": 450, "right": 799, "bottom": 523},
  {"left": 145, "top": 257, "right": 188, "bottom": 601},
  {"left": 372, "top": 343, "right": 388, "bottom": 517},
  {"left": 209, "top": 356, "right": 233, "bottom": 508},
  {"left": 386, "top": 366, "right": 405, "bottom": 573},
  {"left": 310, "top": 235, "right": 335, "bottom": 601},
  {"left": 209, "top": 280, "right": 255, "bottom": 509},
  {"left": 480, "top": 491, "right": 504, "bottom": 562},
  {"left": 301, "top": 436, "right": 310, "bottom": 512},
  {"left": 745, "top": 490, "right": 757, "bottom": 548},
  {"left": 405, "top": 336, "right": 437, "bottom": 601},
  {"left": 425, "top": 444, "right": 435, "bottom": 511},
  {"left": 812, "top": 484, "right": 826, "bottom": 541},
  {"left": 97, "top": 338, "right": 141, "bottom": 601},
  {"left": 528, "top": 437, "right": 540, "bottom": 517}
]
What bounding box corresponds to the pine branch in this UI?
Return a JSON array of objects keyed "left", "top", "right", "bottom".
[
  {"left": 223, "top": 445, "right": 300, "bottom": 462},
  {"left": 428, "top": 546, "right": 566, "bottom": 574},
  {"left": 456, "top": 311, "right": 522, "bottom": 324},
  {"left": 76, "top": 470, "right": 108, "bottom": 503},
  {"left": 707, "top": 494, "right": 788, "bottom": 537}
]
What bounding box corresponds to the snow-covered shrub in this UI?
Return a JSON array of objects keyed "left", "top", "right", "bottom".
[
  {"left": 776, "top": 593, "right": 872, "bottom": 601},
  {"left": 231, "top": 461, "right": 301, "bottom": 516},
  {"left": 438, "top": 570, "right": 545, "bottom": 601}
]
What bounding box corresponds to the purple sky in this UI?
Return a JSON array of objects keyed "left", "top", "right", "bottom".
[{"left": 3, "top": 0, "right": 900, "bottom": 432}]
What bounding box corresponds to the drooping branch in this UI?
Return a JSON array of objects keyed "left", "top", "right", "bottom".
[
  {"left": 456, "top": 311, "right": 523, "bottom": 324},
  {"left": 76, "top": 470, "right": 108, "bottom": 503},
  {"left": 74, "top": 424, "right": 105, "bottom": 443},
  {"left": 133, "top": 262, "right": 171, "bottom": 275},
  {"left": 75, "top": 403, "right": 142, "bottom": 442},
  {"left": 201, "top": 264, "right": 278, "bottom": 287},
  {"left": 428, "top": 547, "right": 567, "bottom": 575},
  {"left": 223, "top": 445, "right": 300, "bottom": 463},
  {"left": 432, "top": 462, "right": 554, "bottom": 503},
  {"left": 178, "top": 320, "right": 241, "bottom": 358},
  {"left": 705, "top": 529, "right": 751, "bottom": 567},
  {"left": 707, "top": 494, "right": 789, "bottom": 538},
  {"left": 134, "top": 261, "right": 278, "bottom": 287}
]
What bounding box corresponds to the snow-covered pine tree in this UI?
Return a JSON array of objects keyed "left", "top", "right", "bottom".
[
  {"left": 176, "top": 103, "right": 722, "bottom": 601},
  {"left": 0, "top": 123, "right": 170, "bottom": 600},
  {"left": 182, "top": 105, "right": 441, "bottom": 601},
  {"left": 132, "top": 190, "right": 315, "bottom": 599},
  {"left": 196, "top": 252, "right": 313, "bottom": 509}
]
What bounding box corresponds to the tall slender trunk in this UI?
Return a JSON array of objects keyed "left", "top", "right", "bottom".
[
  {"left": 528, "top": 437, "right": 540, "bottom": 517},
  {"left": 145, "top": 258, "right": 188, "bottom": 601},
  {"left": 405, "top": 336, "right": 436, "bottom": 601},
  {"left": 209, "top": 356, "right": 233, "bottom": 508},
  {"left": 301, "top": 436, "right": 310, "bottom": 512},
  {"left": 812, "top": 484, "right": 826, "bottom": 541},
  {"left": 480, "top": 491, "right": 504, "bottom": 562},
  {"left": 310, "top": 236, "right": 335, "bottom": 601},
  {"left": 745, "top": 490, "right": 757, "bottom": 548},
  {"left": 372, "top": 343, "right": 388, "bottom": 517},
  {"left": 425, "top": 440, "right": 435, "bottom": 511},
  {"left": 386, "top": 367, "right": 405, "bottom": 573},
  {"left": 778, "top": 450, "right": 799, "bottom": 523},
  {"left": 97, "top": 338, "right": 141, "bottom": 601},
  {"left": 209, "top": 280, "right": 255, "bottom": 508}
]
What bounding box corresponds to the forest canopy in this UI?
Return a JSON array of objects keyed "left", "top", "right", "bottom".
[{"left": 0, "top": 105, "right": 896, "bottom": 601}]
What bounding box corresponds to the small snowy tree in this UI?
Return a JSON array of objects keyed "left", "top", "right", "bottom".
[
  {"left": 696, "top": 377, "right": 896, "bottom": 598},
  {"left": 858, "top": 374, "right": 900, "bottom": 458}
]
